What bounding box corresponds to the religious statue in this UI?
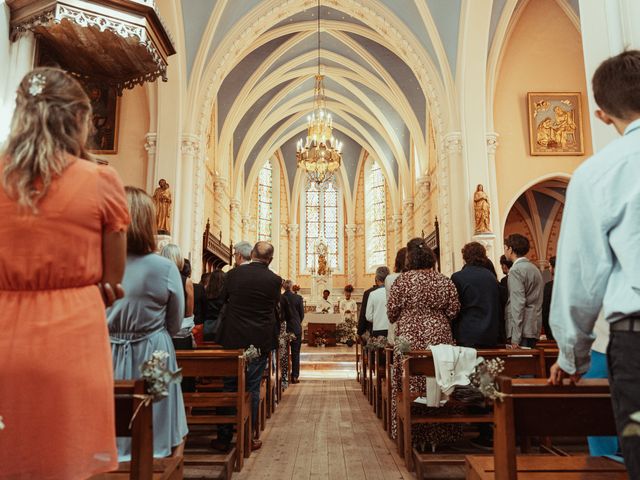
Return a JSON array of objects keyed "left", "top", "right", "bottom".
[
  {"left": 473, "top": 184, "right": 491, "bottom": 233},
  {"left": 317, "top": 253, "right": 328, "bottom": 276},
  {"left": 153, "top": 179, "right": 172, "bottom": 234},
  {"left": 551, "top": 105, "right": 576, "bottom": 149}
]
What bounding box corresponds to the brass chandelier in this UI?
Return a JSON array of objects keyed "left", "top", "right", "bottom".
[{"left": 296, "top": 0, "right": 342, "bottom": 184}]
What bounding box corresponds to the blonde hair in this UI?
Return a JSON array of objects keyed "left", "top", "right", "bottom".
[
  {"left": 125, "top": 186, "right": 157, "bottom": 255},
  {"left": 160, "top": 243, "right": 184, "bottom": 271},
  {"left": 1, "top": 67, "right": 93, "bottom": 212}
]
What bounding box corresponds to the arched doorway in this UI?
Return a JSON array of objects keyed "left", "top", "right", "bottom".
[{"left": 503, "top": 177, "right": 569, "bottom": 270}]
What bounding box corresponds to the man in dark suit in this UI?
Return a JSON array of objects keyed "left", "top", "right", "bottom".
[
  {"left": 451, "top": 242, "right": 501, "bottom": 348},
  {"left": 282, "top": 279, "right": 304, "bottom": 383},
  {"left": 541, "top": 256, "right": 556, "bottom": 340},
  {"left": 357, "top": 283, "right": 377, "bottom": 337},
  {"left": 213, "top": 241, "right": 282, "bottom": 453}
]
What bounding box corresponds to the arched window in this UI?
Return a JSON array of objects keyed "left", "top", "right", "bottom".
[
  {"left": 257, "top": 160, "right": 273, "bottom": 241},
  {"left": 302, "top": 181, "right": 342, "bottom": 273},
  {"left": 365, "top": 160, "right": 387, "bottom": 271}
]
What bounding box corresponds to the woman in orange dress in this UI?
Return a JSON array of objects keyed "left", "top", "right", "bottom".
[{"left": 0, "top": 68, "right": 129, "bottom": 479}]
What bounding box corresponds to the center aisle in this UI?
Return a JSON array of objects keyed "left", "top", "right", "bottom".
[{"left": 234, "top": 377, "right": 414, "bottom": 480}]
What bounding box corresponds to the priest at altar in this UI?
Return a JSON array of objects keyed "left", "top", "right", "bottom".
[{"left": 317, "top": 289, "right": 333, "bottom": 313}]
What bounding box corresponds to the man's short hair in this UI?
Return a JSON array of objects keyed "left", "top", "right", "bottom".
[
  {"left": 323, "top": 289, "right": 330, "bottom": 295},
  {"left": 375, "top": 266, "right": 390, "bottom": 283},
  {"left": 499, "top": 254, "right": 513, "bottom": 269},
  {"left": 593, "top": 50, "right": 640, "bottom": 120},
  {"left": 504, "top": 234, "right": 530, "bottom": 257},
  {"left": 549, "top": 256, "right": 556, "bottom": 268},
  {"left": 234, "top": 241, "right": 252, "bottom": 261},
  {"left": 283, "top": 279, "right": 293, "bottom": 291},
  {"left": 251, "top": 241, "right": 274, "bottom": 263}
]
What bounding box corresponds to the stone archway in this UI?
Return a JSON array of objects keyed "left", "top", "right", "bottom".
[{"left": 503, "top": 177, "right": 569, "bottom": 268}]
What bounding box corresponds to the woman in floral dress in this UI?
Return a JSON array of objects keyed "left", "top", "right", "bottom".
[{"left": 388, "top": 237, "right": 462, "bottom": 450}]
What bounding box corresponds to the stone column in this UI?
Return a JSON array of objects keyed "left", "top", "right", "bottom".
[
  {"left": 392, "top": 214, "right": 403, "bottom": 253},
  {"left": 144, "top": 133, "right": 157, "bottom": 193},
  {"left": 485, "top": 132, "right": 502, "bottom": 270},
  {"left": 345, "top": 223, "right": 357, "bottom": 285},
  {"left": 241, "top": 214, "right": 252, "bottom": 242},
  {"left": 212, "top": 174, "right": 227, "bottom": 239},
  {"left": 416, "top": 175, "right": 431, "bottom": 233},
  {"left": 0, "top": 25, "right": 35, "bottom": 142},
  {"left": 402, "top": 200, "right": 414, "bottom": 244},
  {"left": 440, "top": 132, "right": 464, "bottom": 274},
  {"left": 230, "top": 199, "right": 241, "bottom": 244},
  {"left": 178, "top": 135, "right": 200, "bottom": 261},
  {"left": 287, "top": 224, "right": 299, "bottom": 282}
]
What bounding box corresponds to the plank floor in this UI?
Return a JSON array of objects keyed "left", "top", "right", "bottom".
[{"left": 234, "top": 377, "right": 414, "bottom": 480}]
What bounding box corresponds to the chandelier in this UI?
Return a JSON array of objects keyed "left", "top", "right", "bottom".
[{"left": 296, "top": 0, "right": 342, "bottom": 185}]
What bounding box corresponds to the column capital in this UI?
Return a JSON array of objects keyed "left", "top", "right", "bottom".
[
  {"left": 345, "top": 223, "right": 357, "bottom": 235},
  {"left": 212, "top": 174, "right": 227, "bottom": 192},
  {"left": 180, "top": 135, "right": 201, "bottom": 156},
  {"left": 144, "top": 132, "right": 157, "bottom": 153},
  {"left": 230, "top": 199, "right": 241, "bottom": 211},
  {"left": 287, "top": 224, "right": 299, "bottom": 235},
  {"left": 402, "top": 200, "right": 414, "bottom": 209},
  {"left": 486, "top": 132, "right": 499, "bottom": 154},
  {"left": 444, "top": 132, "right": 463, "bottom": 153}
]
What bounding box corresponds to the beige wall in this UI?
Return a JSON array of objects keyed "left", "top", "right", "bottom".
[
  {"left": 494, "top": 0, "right": 592, "bottom": 221},
  {"left": 99, "top": 85, "right": 149, "bottom": 188}
]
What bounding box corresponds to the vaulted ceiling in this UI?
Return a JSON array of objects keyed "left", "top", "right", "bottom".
[{"left": 178, "top": 0, "right": 580, "bottom": 195}]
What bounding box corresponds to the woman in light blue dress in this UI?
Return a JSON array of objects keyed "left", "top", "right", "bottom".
[{"left": 107, "top": 186, "right": 188, "bottom": 459}]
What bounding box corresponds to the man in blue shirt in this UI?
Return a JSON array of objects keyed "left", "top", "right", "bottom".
[{"left": 549, "top": 50, "right": 640, "bottom": 477}]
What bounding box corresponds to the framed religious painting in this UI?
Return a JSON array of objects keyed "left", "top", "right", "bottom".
[
  {"left": 527, "top": 92, "right": 584, "bottom": 156},
  {"left": 83, "top": 80, "right": 121, "bottom": 154}
]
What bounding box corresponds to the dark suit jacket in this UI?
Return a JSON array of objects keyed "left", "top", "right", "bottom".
[
  {"left": 357, "top": 285, "right": 377, "bottom": 336},
  {"left": 217, "top": 262, "right": 282, "bottom": 353},
  {"left": 451, "top": 265, "right": 501, "bottom": 348},
  {"left": 193, "top": 283, "right": 207, "bottom": 325},
  {"left": 283, "top": 290, "right": 304, "bottom": 336},
  {"left": 541, "top": 280, "right": 554, "bottom": 340}
]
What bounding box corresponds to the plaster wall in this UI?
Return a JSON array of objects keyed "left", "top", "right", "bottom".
[{"left": 494, "top": 0, "right": 592, "bottom": 220}]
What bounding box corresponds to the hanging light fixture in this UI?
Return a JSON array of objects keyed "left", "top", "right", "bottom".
[{"left": 296, "top": 0, "right": 342, "bottom": 185}]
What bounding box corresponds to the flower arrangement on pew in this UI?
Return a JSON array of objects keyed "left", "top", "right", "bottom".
[
  {"left": 393, "top": 335, "right": 411, "bottom": 357},
  {"left": 468, "top": 357, "right": 506, "bottom": 402},
  {"left": 140, "top": 350, "right": 182, "bottom": 401},
  {"left": 243, "top": 345, "right": 261, "bottom": 363},
  {"left": 363, "top": 335, "right": 388, "bottom": 352},
  {"left": 279, "top": 332, "right": 297, "bottom": 348}
]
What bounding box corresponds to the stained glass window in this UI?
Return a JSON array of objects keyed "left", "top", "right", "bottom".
[
  {"left": 366, "top": 161, "right": 387, "bottom": 270},
  {"left": 303, "top": 181, "right": 341, "bottom": 272},
  {"left": 257, "top": 160, "right": 273, "bottom": 241}
]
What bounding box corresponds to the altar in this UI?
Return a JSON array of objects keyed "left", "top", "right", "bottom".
[{"left": 303, "top": 313, "right": 342, "bottom": 347}]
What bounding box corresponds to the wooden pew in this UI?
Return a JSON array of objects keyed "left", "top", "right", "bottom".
[
  {"left": 90, "top": 380, "right": 183, "bottom": 480},
  {"left": 367, "top": 348, "right": 376, "bottom": 406},
  {"left": 175, "top": 350, "right": 251, "bottom": 472},
  {"left": 381, "top": 347, "right": 394, "bottom": 435},
  {"left": 372, "top": 346, "right": 387, "bottom": 418},
  {"left": 361, "top": 344, "right": 369, "bottom": 396},
  {"left": 355, "top": 338, "right": 362, "bottom": 383},
  {"left": 398, "top": 348, "right": 546, "bottom": 473},
  {"left": 465, "top": 377, "right": 627, "bottom": 480}
]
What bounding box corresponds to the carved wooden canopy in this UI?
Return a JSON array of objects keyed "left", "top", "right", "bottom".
[{"left": 7, "top": 0, "right": 175, "bottom": 93}]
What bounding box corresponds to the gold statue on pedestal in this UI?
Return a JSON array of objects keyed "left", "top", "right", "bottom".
[
  {"left": 474, "top": 184, "right": 491, "bottom": 234},
  {"left": 153, "top": 179, "right": 172, "bottom": 234}
]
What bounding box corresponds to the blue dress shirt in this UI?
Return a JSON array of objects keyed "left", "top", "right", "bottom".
[{"left": 550, "top": 118, "right": 640, "bottom": 374}]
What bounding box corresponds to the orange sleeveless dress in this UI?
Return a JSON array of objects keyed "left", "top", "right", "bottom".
[{"left": 0, "top": 158, "right": 130, "bottom": 479}]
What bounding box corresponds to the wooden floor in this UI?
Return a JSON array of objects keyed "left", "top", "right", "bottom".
[{"left": 234, "top": 377, "right": 414, "bottom": 480}]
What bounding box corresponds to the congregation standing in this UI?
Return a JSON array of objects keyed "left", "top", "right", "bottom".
[{"left": 2, "top": 48, "right": 640, "bottom": 479}]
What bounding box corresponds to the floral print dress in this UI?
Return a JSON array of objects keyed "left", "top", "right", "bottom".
[{"left": 387, "top": 269, "right": 463, "bottom": 450}]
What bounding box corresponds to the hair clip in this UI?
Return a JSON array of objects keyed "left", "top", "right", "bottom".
[{"left": 28, "top": 74, "right": 46, "bottom": 97}]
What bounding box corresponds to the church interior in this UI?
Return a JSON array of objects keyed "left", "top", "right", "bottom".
[{"left": 1, "top": 0, "right": 639, "bottom": 479}]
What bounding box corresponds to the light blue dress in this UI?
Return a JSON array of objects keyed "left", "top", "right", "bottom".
[{"left": 107, "top": 253, "right": 188, "bottom": 460}]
